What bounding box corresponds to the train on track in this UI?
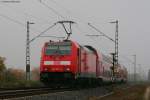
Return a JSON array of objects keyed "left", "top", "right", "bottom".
[{"left": 40, "top": 40, "right": 127, "bottom": 86}]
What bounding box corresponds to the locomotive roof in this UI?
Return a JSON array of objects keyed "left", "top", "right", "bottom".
[
  {"left": 84, "top": 45, "right": 97, "bottom": 54},
  {"left": 45, "top": 40, "right": 80, "bottom": 48},
  {"left": 47, "top": 40, "right": 71, "bottom": 45}
]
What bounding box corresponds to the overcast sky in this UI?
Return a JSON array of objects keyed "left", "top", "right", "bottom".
[{"left": 0, "top": 0, "right": 149, "bottom": 76}]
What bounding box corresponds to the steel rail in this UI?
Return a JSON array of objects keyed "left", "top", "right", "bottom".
[{"left": 0, "top": 87, "right": 73, "bottom": 99}]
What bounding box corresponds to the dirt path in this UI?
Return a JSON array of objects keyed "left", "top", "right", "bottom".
[
  {"left": 90, "top": 84, "right": 149, "bottom": 100},
  {"left": 144, "top": 86, "right": 150, "bottom": 100}
]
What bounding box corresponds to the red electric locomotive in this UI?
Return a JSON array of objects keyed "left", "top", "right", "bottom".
[
  {"left": 40, "top": 40, "right": 127, "bottom": 86},
  {"left": 40, "top": 40, "right": 101, "bottom": 85}
]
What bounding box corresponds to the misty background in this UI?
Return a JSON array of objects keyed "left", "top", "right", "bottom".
[{"left": 0, "top": 0, "right": 149, "bottom": 80}]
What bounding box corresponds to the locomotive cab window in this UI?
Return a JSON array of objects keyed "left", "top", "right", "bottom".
[
  {"left": 59, "top": 45, "right": 71, "bottom": 55},
  {"left": 45, "top": 43, "right": 71, "bottom": 55}
]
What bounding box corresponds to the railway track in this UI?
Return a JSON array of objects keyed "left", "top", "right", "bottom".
[
  {"left": 0, "top": 87, "right": 73, "bottom": 99},
  {"left": 0, "top": 83, "right": 131, "bottom": 99}
]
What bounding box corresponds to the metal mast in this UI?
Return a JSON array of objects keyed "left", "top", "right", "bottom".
[
  {"left": 26, "top": 21, "right": 34, "bottom": 81},
  {"left": 26, "top": 21, "right": 30, "bottom": 81},
  {"left": 110, "top": 20, "right": 119, "bottom": 66},
  {"left": 111, "top": 53, "right": 116, "bottom": 81},
  {"left": 133, "top": 54, "right": 136, "bottom": 82}
]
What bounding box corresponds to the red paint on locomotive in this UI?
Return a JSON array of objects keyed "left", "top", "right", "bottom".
[{"left": 40, "top": 40, "right": 127, "bottom": 85}]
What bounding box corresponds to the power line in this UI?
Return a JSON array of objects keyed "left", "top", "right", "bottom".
[
  {"left": 0, "top": 3, "right": 57, "bottom": 34},
  {"left": 39, "top": 0, "right": 113, "bottom": 39},
  {"left": 0, "top": 12, "right": 68, "bottom": 42},
  {"left": 0, "top": 0, "right": 20, "bottom": 3},
  {"left": 45, "top": 0, "right": 88, "bottom": 24},
  {"left": 49, "top": 0, "right": 71, "bottom": 14},
  {"left": 0, "top": 13, "right": 25, "bottom": 26},
  {"left": 88, "top": 23, "right": 115, "bottom": 42},
  {"left": 0, "top": 13, "right": 45, "bottom": 34},
  {"left": 39, "top": 35, "right": 65, "bottom": 39},
  {"left": 74, "top": 24, "right": 95, "bottom": 35},
  {"left": 74, "top": 24, "right": 86, "bottom": 34},
  {"left": 86, "top": 34, "right": 104, "bottom": 37},
  {"left": 29, "top": 23, "right": 57, "bottom": 43},
  {"left": 37, "top": 0, "right": 66, "bottom": 19},
  {"left": 120, "top": 55, "right": 134, "bottom": 64},
  {"left": 74, "top": 25, "right": 112, "bottom": 54},
  {"left": 0, "top": 2, "right": 50, "bottom": 24},
  {"left": 0, "top": 13, "right": 61, "bottom": 43},
  {"left": 40, "top": 0, "right": 111, "bottom": 38}
]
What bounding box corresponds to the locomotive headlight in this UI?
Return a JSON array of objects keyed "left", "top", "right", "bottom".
[
  {"left": 66, "top": 68, "right": 70, "bottom": 71},
  {"left": 60, "top": 61, "right": 71, "bottom": 65},
  {"left": 64, "top": 66, "right": 70, "bottom": 71},
  {"left": 44, "top": 68, "right": 48, "bottom": 71},
  {"left": 44, "top": 61, "right": 54, "bottom": 65}
]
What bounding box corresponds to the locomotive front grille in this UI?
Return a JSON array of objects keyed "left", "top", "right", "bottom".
[{"left": 40, "top": 72, "right": 74, "bottom": 81}]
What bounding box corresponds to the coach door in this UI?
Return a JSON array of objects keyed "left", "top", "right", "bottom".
[{"left": 77, "top": 48, "right": 81, "bottom": 75}]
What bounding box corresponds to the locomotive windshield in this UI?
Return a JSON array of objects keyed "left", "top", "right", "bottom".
[{"left": 45, "top": 43, "right": 71, "bottom": 55}]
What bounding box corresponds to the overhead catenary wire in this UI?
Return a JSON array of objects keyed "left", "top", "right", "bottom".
[
  {"left": 0, "top": 12, "right": 70, "bottom": 42},
  {"left": 120, "top": 55, "right": 142, "bottom": 69},
  {"left": 74, "top": 24, "right": 112, "bottom": 55},
  {"left": 45, "top": 0, "right": 117, "bottom": 44},
  {"left": 0, "top": 2, "right": 51, "bottom": 24},
  {"left": 0, "top": 0, "right": 20, "bottom": 3},
  {"left": 29, "top": 23, "right": 57, "bottom": 43},
  {"left": 36, "top": 0, "right": 117, "bottom": 53},
  {"left": 0, "top": 0, "right": 72, "bottom": 41},
  {"left": 120, "top": 55, "right": 134, "bottom": 64},
  {"left": 0, "top": 13, "right": 25, "bottom": 26},
  {"left": 48, "top": 0, "right": 71, "bottom": 14},
  {"left": 0, "top": 0, "right": 113, "bottom": 41},
  {"left": 39, "top": 35, "right": 65, "bottom": 39},
  {"left": 74, "top": 24, "right": 90, "bottom": 35},
  {"left": 0, "top": 0, "right": 75, "bottom": 34},
  {"left": 0, "top": 13, "right": 46, "bottom": 33},
  {"left": 42, "top": 0, "right": 88, "bottom": 24},
  {"left": 0, "top": 13, "right": 50, "bottom": 35},
  {"left": 88, "top": 36, "right": 111, "bottom": 54},
  {"left": 39, "top": 0, "right": 113, "bottom": 42},
  {"left": 43, "top": 0, "right": 121, "bottom": 68},
  {"left": 88, "top": 23, "right": 115, "bottom": 43},
  {"left": 0, "top": 0, "right": 62, "bottom": 37},
  {"left": 37, "top": 0, "right": 66, "bottom": 19},
  {"left": 0, "top": 0, "right": 117, "bottom": 46}
]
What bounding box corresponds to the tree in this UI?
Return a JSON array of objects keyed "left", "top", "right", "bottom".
[
  {"left": 0, "top": 57, "right": 6, "bottom": 80},
  {"left": 31, "top": 67, "right": 40, "bottom": 81},
  {"left": 0, "top": 57, "right": 6, "bottom": 72},
  {"left": 5, "top": 68, "right": 25, "bottom": 81}
]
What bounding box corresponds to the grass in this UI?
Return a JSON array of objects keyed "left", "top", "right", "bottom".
[
  {"left": 89, "top": 83, "right": 149, "bottom": 100},
  {"left": 0, "top": 80, "right": 44, "bottom": 89},
  {"left": 101, "top": 85, "right": 147, "bottom": 100}
]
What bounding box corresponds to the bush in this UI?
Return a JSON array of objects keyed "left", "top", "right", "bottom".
[{"left": 0, "top": 80, "right": 43, "bottom": 88}]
